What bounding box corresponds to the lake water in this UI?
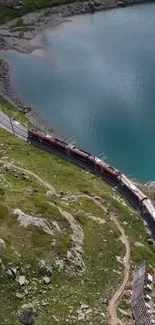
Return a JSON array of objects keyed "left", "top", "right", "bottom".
[{"left": 1, "top": 3, "right": 155, "bottom": 182}]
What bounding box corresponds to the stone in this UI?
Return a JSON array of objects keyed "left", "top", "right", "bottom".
[
  {"left": 21, "top": 173, "right": 30, "bottom": 181},
  {"left": 18, "top": 275, "right": 26, "bottom": 287},
  {"left": 43, "top": 276, "right": 50, "bottom": 284},
  {"left": 103, "top": 298, "right": 108, "bottom": 304},
  {"left": 42, "top": 301, "right": 49, "bottom": 306},
  {"left": 134, "top": 242, "right": 144, "bottom": 247},
  {"left": 38, "top": 260, "right": 53, "bottom": 276},
  {"left": 0, "top": 238, "right": 6, "bottom": 254},
  {"left": 27, "top": 188, "right": 37, "bottom": 195},
  {"left": 45, "top": 190, "right": 53, "bottom": 198},
  {"left": 16, "top": 292, "right": 25, "bottom": 299},
  {"left": 118, "top": 308, "right": 130, "bottom": 317},
  {"left": 81, "top": 304, "right": 88, "bottom": 309},
  {"left": 10, "top": 266, "right": 19, "bottom": 277},
  {"left": 77, "top": 313, "right": 85, "bottom": 321},
  {"left": 148, "top": 238, "right": 154, "bottom": 245},
  {"left": 60, "top": 191, "right": 64, "bottom": 197},
  {"left": 67, "top": 250, "right": 74, "bottom": 260},
  {"left": 18, "top": 303, "right": 36, "bottom": 324},
  {"left": 6, "top": 269, "right": 13, "bottom": 278}
]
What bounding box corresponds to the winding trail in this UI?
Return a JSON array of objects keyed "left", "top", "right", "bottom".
[
  {"left": 69, "top": 193, "right": 131, "bottom": 325},
  {"left": 0, "top": 160, "right": 57, "bottom": 195},
  {"left": 0, "top": 160, "right": 131, "bottom": 325},
  {"left": 108, "top": 213, "right": 130, "bottom": 325}
]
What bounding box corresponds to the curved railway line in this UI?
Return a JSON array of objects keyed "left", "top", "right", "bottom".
[{"left": 0, "top": 110, "right": 155, "bottom": 240}]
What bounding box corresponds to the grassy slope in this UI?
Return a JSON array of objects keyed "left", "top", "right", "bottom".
[
  {"left": 0, "top": 96, "right": 33, "bottom": 127},
  {"left": 0, "top": 99, "right": 155, "bottom": 324},
  {"left": 0, "top": 0, "right": 83, "bottom": 24},
  {"left": 0, "top": 102, "right": 155, "bottom": 324}
]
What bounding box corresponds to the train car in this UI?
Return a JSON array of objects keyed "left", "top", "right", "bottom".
[
  {"left": 120, "top": 174, "right": 147, "bottom": 206},
  {"left": 28, "top": 130, "right": 41, "bottom": 141},
  {"left": 69, "top": 146, "right": 93, "bottom": 163},
  {"left": 28, "top": 130, "right": 67, "bottom": 153},
  {"left": 95, "top": 160, "right": 120, "bottom": 181}
]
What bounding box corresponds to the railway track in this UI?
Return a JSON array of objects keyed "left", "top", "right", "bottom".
[{"left": 0, "top": 109, "right": 154, "bottom": 239}]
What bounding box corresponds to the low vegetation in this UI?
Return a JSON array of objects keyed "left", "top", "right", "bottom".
[
  {"left": 0, "top": 96, "right": 31, "bottom": 126},
  {"left": 0, "top": 101, "right": 155, "bottom": 324},
  {"left": 0, "top": 0, "right": 81, "bottom": 24}
]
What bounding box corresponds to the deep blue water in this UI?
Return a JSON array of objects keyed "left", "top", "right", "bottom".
[{"left": 1, "top": 3, "right": 155, "bottom": 182}]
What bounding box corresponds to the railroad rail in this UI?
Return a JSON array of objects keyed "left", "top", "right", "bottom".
[{"left": 0, "top": 110, "right": 155, "bottom": 239}]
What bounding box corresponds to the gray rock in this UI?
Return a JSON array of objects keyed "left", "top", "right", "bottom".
[
  {"left": 148, "top": 238, "right": 154, "bottom": 245},
  {"left": 134, "top": 242, "right": 144, "bottom": 247},
  {"left": 10, "top": 266, "right": 19, "bottom": 277},
  {"left": 118, "top": 308, "right": 130, "bottom": 317},
  {"left": 43, "top": 276, "right": 50, "bottom": 285},
  {"left": 45, "top": 190, "right": 53, "bottom": 198},
  {"left": 0, "top": 238, "right": 6, "bottom": 254},
  {"left": 16, "top": 292, "right": 25, "bottom": 299},
  {"left": 18, "top": 275, "right": 26, "bottom": 287},
  {"left": 21, "top": 173, "right": 30, "bottom": 181},
  {"left": 6, "top": 269, "right": 13, "bottom": 278},
  {"left": 77, "top": 313, "right": 85, "bottom": 321},
  {"left": 27, "top": 188, "right": 38, "bottom": 195},
  {"left": 81, "top": 304, "right": 88, "bottom": 309},
  {"left": 38, "top": 260, "right": 53, "bottom": 276},
  {"left": 42, "top": 301, "right": 49, "bottom": 306},
  {"left": 18, "top": 303, "right": 36, "bottom": 324}
]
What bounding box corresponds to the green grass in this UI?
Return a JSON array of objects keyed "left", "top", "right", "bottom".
[
  {"left": 1, "top": 104, "right": 155, "bottom": 323},
  {"left": 0, "top": 125, "right": 125, "bottom": 324},
  {"left": 0, "top": 95, "right": 32, "bottom": 127},
  {"left": 0, "top": 0, "right": 84, "bottom": 24}
]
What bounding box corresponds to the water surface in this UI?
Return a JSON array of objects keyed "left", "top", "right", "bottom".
[{"left": 1, "top": 3, "right": 155, "bottom": 182}]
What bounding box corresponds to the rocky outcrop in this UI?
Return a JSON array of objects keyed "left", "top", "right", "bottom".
[
  {"left": 18, "top": 303, "right": 36, "bottom": 325},
  {"left": 15, "top": 208, "right": 54, "bottom": 235},
  {"left": 60, "top": 209, "right": 85, "bottom": 272}
]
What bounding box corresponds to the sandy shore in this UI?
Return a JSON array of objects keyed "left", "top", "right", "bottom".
[{"left": 0, "top": 0, "right": 147, "bottom": 128}]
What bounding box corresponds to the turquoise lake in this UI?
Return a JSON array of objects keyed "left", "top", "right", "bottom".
[{"left": 1, "top": 3, "right": 155, "bottom": 182}]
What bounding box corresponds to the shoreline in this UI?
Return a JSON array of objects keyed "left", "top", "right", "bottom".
[{"left": 0, "top": 0, "right": 150, "bottom": 129}]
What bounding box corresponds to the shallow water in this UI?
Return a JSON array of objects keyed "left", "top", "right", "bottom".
[{"left": 1, "top": 3, "right": 155, "bottom": 182}]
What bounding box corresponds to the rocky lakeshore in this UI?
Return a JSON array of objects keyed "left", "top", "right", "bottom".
[{"left": 0, "top": 0, "right": 148, "bottom": 125}]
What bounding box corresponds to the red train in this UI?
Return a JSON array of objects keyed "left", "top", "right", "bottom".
[{"left": 28, "top": 130, "right": 120, "bottom": 181}]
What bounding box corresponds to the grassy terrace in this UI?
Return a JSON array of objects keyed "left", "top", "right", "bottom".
[{"left": 0, "top": 98, "right": 155, "bottom": 324}]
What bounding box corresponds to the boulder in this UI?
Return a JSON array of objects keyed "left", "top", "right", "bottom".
[{"left": 18, "top": 303, "right": 36, "bottom": 325}]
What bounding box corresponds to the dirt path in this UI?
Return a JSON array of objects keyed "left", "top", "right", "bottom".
[
  {"left": 76, "top": 193, "right": 131, "bottom": 325},
  {"left": 1, "top": 161, "right": 130, "bottom": 324},
  {"left": 108, "top": 213, "right": 130, "bottom": 325},
  {"left": 0, "top": 160, "right": 57, "bottom": 195}
]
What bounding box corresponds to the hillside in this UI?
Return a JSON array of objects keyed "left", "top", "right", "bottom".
[
  {"left": 0, "top": 101, "right": 155, "bottom": 325},
  {"left": 0, "top": 0, "right": 146, "bottom": 25}
]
